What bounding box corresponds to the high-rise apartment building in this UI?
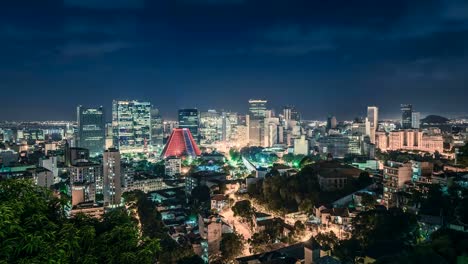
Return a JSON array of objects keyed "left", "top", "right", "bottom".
[
  {"left": 112, "top": 100, "right": 152, "bottom": 151},
  {"left": 178, "top": 108, "right": 200, "bottom": 143},
  {"left": 77, "top": 106, "right": 105, "bottom": 156},
  {"left": 103, "top": 148, "right": 122, "bottom": 207},
  {"left": 401, "top": 104, "right": 413, "bottom": 129}
]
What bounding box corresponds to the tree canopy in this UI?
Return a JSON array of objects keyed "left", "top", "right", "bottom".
[{"left": 0, "top": 179, "right": 161, "bottom": 264}]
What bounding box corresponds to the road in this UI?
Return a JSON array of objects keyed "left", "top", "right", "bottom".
[{"left": 220, "top": 206, "right": 252, "bottom": 256}]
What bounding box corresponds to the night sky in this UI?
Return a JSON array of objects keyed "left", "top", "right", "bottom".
[{"left": 1, "top": 0, "right": 468, "bottom": 121}]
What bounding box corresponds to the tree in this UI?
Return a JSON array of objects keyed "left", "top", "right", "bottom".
[
  {"left": 232, "top": 200, "right": 254, "bottom": 219},
  {"left": 298, "top": 198, "right": 315, "bottom": 214},
  {"left": 0, "top": 179, "right": 161, "bottom": 264},
  {"left": 229, "top": 148, "right": 241, "bottom": 163},
  {"left": 360, "top": 193, "right": 376, "bottom": 209},
  {"left": 352, "top": 208, "right": 419, "bottom": 248},
  {"left": 220, "top": 232, "right": 244, "bottom": 262},
  {"left": 315, "top": 231, "right": 339, "bottom": 250}
]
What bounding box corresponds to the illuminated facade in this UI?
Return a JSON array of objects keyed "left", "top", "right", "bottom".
[
  {"left": 383, "top": 161, "right": 412, "bottom": 207},
  {"left": 112, "top": 100, "right": 151, "bottom": 151},
  {"left": 200, "top": 110, "right": 222, "bottom": 145},
  {"left": 103, "top": 149, "right": 122, "bottom": 207},
  {"left": 248, "top": 99, "right": 267, "bottom": 146},
  {"left": 161, "top": 128, "right": 201, "bottom": 158},
  {"left": 367, "top": 106, "right": 378, "bottom": 143},
  {"left": 375, "top": 130, "right": 444, "bottom": 153}
]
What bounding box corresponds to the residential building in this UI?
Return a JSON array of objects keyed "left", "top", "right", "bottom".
[
  {"left": 198, "top": 213, "right": 222, "bottom": 258},
  {"left": 103, "top": 149, "right": 122, "bottom": 207},
  {"left": 383, "top": 161, "right": 412, "bottom": 207},
  {"left": 165, "top": 156, "right": 182, "bottom": 177},
  {"left": 375, "top": 130, "right": 444, "bottom": 153}
]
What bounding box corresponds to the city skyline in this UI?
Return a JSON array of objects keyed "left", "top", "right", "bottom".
[{"left": 1, "top": 0, "right": 468, "bottom": 120}]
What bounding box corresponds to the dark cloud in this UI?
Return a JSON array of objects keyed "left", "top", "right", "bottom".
[{"left": 0, "top": 0, "right": 467, "bottom": 120}]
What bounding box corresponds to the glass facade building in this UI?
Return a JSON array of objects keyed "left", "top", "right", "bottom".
[
  {"left": 151, "top": 108, "right": 164, "bottom": 147},
  {"left": 178, "top": 108, "right": 200, "bottom": 143},
  {"left": 200, "top": 110, "right": 222, "bottom": 145},
  {"left": 77, "top": 106, "right": 105, "bottom": 156},
  {"left": 401, "top": 104, "right": 413, "bottom": 129},
  {"left": 112, "top": 100, "right": 151, "bottom": 150}
]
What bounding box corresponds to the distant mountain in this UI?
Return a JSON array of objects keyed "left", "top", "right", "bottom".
[{"left": 421, "top": 115, "right": 449, "bottom": 124}]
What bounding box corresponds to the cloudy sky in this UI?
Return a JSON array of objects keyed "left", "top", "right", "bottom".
[{"left": 1, "top": 0, "right": 467, "bottom": 120}]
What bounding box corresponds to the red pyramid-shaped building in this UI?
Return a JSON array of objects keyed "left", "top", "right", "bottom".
[{"left": 161, "top": 128, "right": 201, "bottom": 158}]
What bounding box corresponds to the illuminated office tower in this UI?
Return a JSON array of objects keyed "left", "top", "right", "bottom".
[
  {"left": 366, "top": 106, "right": 379, "bottom": 143},
  {"left": 151, "top": 108, "right": 164, "bottom": 148},
  {"left": 178, "top": 108, "right": 200, "bottom": 143},
  {"left": 103, "top": 149, "right": 122, "bottom": 207},
  {"left": 401, "top": 104, "right": 413, "bottom": 129},
  {"left": 249, "top": 99, "right": 267, "bottom": 119},
  {"left": 112, "top": 100, "right": 151, "bottom": 151},
  {"left": 248, "top": 99, "right": 267, "bottom": 146},
  {"left": 77, "top": 106, "right": 105, "bottom": 156},
  {"left": 200, "top": 110, "right": 222, "bottom": 145},
  {"left": 221, "top": 112, "right": 238, "bottom": 141},
  {"left": 283, "top": 105, "right": 300, "bottom": 122}
]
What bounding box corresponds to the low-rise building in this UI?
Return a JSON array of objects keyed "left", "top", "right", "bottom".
[{"left": 165, "top": 156, "right": 181, "bottom": 177}]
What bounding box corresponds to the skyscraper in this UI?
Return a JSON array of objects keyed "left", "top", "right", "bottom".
[
  {"left": 401, "top": 104, "right": 413, "bottom": 129},
  {"left": 112, "top": 100, "right": 152, "bottom": 151},
  {"left": 103, "top": 148, "right": 122, "bottom": 207},
  {"left": 248, "top": 99, "right": 267, "bottom": 119},
  {"left": 151, "top": 108, "right": 164, "bottom": 148},
  {"left": 327, "top": 116, "right": 337, "bottom": 130},
  {"left": 412, "top": 112, "right": 421, "bottom": 129},
  {"left": 200, "top": 110, "right": 222, "bottom": 145},
  {"left": 283, "top": 105, "right": 300, "bottom": 122},
  {"left": 77, "top": 106, "right": 105, "bottom": 156},
  {"left": 367, "top": 106, "right": 379, "bottom": 143},
  {"left": 178, "top": 108, "right": 200, "bottom": 143},
  {"left": 248, "top": 99, "right": 267, "bottom": 146}
]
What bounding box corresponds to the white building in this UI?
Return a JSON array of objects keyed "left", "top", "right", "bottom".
[
  {"left": 165, "top": 157, "right": 181, "bottom": 177},
  {"left": 294, "top": 135, "right": 309, "bottom": 155}
]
